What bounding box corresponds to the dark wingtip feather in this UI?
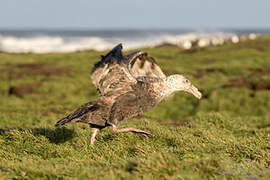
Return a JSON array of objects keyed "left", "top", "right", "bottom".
[{"left": 91, "top": 43, "right": 124, "bottom": 74}]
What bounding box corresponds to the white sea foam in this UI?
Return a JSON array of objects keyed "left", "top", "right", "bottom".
[
  {"left": 0, "top": 31, "right": 245, "bottom": 53},
  {"left": 0, "top": 35, "right": 115, "bottom": 53}
]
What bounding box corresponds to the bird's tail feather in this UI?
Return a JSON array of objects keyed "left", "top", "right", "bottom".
[
  {"left": 55, "top": 102, "right": 97, "bottom": 127},
  {"left": 55, "top": 117, "right": 74, "bottom": 127}
]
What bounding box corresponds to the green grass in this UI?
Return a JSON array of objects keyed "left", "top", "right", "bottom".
[{"left": 0, "top": 36, "right": 270, "bottom": 179}]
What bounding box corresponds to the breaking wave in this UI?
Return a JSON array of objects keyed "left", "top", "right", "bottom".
[
  {"left": 0, "top": 36, "right": 114, "bottom": 53},
  {"left": 0, "top": 31, "right": 251, "bottom": 53}
]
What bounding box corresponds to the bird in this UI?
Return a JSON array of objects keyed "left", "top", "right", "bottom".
[{"left": 55, "top": 44, "right": 202, "bottom": 145}]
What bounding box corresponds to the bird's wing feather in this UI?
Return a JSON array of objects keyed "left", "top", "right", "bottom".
[
  {"left": 126, "top": 51, "right": 167, "bottom": 79},
  {"left": 91, "top": 44, "right": 136, "bottom": 95},
  {"left": 91, "top": 44, "right": 166, "bottom": 95}
]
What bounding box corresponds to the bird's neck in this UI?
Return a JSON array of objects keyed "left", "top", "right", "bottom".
[
  {"left": 156, "top": 79, "right": 178, "bottom": 100},
  {"left": 161, "top": 85, "right": 177, "bottom": 98}
]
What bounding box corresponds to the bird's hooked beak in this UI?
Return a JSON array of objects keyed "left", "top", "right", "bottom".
[{"left": 186, "top": 84, "right": 202, "bottom": 99}]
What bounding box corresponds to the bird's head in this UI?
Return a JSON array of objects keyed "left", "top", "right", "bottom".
[{"left": 165, "top": 74, "right": 202, "bottom": 99}]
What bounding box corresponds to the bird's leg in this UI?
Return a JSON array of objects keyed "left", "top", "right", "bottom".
[
  {"left": 90, "top": 127, "right": 99, "bottom": 145},
  {"left": 112, "top": 125, "right": 152, "bottom": 137}
]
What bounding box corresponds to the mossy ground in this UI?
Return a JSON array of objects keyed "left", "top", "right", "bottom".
[{"left": 0, "top": 36, "right": 270, "bottom": 179}]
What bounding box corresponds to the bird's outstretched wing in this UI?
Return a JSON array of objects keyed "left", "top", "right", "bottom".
[
  {"left": 126, "top": 51, "right": 166, "bottom": 79},
  {"left": 91, "top": 44, "right": 166, "bottom": 95},
  {"left": 91, "top": 44, "right": 137, "bottom": 95}
]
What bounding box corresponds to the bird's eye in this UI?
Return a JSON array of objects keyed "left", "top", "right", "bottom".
[{"left": 182, "top": 79, "right": 189, "bottom": 83}]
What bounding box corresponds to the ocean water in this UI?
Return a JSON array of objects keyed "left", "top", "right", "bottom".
[{"left": 0, "top": 29, "right": 268, "bottom": 53}]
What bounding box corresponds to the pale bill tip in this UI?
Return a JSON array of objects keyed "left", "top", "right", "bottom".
[{"left": 189, "top": 85, "right": 202, "bottom": 99}]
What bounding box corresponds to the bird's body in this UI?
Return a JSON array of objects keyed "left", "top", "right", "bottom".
[
  {"left": 56, "top": 76, "right": 168, "bottom": 127},
  {"left": 56, "top": 44, "right": 202, "bottom": 144}
]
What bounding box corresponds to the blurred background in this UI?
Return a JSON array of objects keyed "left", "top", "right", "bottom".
[{"left": 0, "top": 0, "right": 269, "bottom": 53}]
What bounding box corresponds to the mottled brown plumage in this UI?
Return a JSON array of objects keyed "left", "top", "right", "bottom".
[{"left": 56, "top": 44, "right": 202, "bottom": 144}]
